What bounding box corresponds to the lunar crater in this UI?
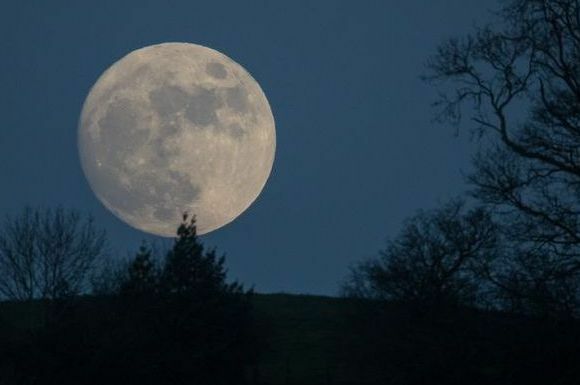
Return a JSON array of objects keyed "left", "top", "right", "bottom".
[
  {"left": 206, "top": 62, "right": 228, "bottom": 79},
  {"left": 184, "top": 86, "right": 222, "bottom": 126},
  {"left": 224, "top": 86, "right": 249, "bottom": 112}
]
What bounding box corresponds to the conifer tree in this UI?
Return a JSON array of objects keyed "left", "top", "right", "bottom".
[
  {"left": 121, "top": 244, "right": 157, "bottom": 296},
  {"left": 161, "top": 214, "right": 242, "bottom": 297}
]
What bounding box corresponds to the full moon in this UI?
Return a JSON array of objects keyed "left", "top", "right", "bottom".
[{"left": 78, "top": 43, "right": 276, "bottom": 236}]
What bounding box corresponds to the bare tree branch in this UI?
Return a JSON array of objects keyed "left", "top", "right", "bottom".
[
  {"left": 425, "top": 0, "right": 580, "bottom": 317},
  {"left": 0, "top": 207, "right": 107, "bottom": 301}
]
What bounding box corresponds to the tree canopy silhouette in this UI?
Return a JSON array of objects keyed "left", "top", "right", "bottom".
[
  {"left": 343, "top": 200, "right": 496, "bottom": 308},
  {"left": 424, "top": 0, "right": 580, "bottom": 317},
  {"left": 0, "top": 206, "right": 106, "bottom": 301},
  {"left": 0, "top": 214, "right": 258, "bottom": 385},
  {"left": 106, "top": 215, "right": 256, "bottom": 385}
]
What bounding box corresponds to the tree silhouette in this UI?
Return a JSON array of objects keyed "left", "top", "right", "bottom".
[
  {"left": 343, "top": 200, "right": 497, "bottom": 308},
  {"left": 121, "top": 243, "right": 157, "bottom": 297},
  {"left": 161, "top": 214, "right": 233, "bottom": 296},
  {"left": 0, "top": 206, "right": 106, "bottom": 301},
  {"left": 424, "top": 0, "right": 580, "bottom": 317},
  {"left": 0, "top": 215, "right": 258, "bottom": 385},
  {"left": 102, "top": 214, "right": 256, "bottom": 385}
]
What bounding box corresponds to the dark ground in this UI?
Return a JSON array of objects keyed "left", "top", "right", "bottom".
[{"left": 1, "top": 293, "right": 579, "bottom": 385}]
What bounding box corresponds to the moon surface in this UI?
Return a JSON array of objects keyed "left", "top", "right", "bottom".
[{"left": 78, "top": 43, "right": 275, "bottom": 236}]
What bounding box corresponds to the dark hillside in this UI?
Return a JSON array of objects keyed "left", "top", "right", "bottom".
[
  {"left": 252, "top": 294, "right": 351, "bottom": 385},
  {"left": 1, "top": 294, "right": 580, "bottom": 385}
]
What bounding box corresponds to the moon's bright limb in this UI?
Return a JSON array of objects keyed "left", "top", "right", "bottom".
[{"left": 78, "top": 43, "right": 275, "bottom": 236}]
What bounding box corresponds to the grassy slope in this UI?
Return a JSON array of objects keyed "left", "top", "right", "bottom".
[{"left": 252, "top": 294, "right": 352, "bottom": 385}]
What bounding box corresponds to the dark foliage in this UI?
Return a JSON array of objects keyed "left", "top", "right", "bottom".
[
  {"left": 341, "top": 300, "right": 580, "bottom": 385},
  {"left": 338, "top": 2, "right": 580, "bottom": 383},
  {"left": 0, "top": 206, "right": 106, "bottom": 301},
  {"left": 343, "top": 200, "right": 497, "bottom": 308},
  {"left": 0, "top": 216, "right": 257, "bottom": 385},
  {"left": 424, "top": 0, "right": 580, "bottom": 317}
]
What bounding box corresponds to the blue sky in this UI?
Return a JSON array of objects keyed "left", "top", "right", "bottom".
[{"left": 0, "top": 0, "right": 497, "bottom": 295}]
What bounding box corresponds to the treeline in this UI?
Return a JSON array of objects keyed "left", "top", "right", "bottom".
[
  {"left": 0, "top": 214, "right": 257, "bottom": 385},
  {"left": 342, "top": 0, "right": 580, "bottom": 319},
  {"left": 338, "top": 202, "right": 580, "bottom": 384},
  {"left": 338, "top": 0, "right": 580, "bottom": 383}
]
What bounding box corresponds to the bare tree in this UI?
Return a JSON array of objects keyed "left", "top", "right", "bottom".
[
  {"left": 342, "top": 200, "right": 497, "bottom": 308},
  {"left": 0, "top": 208, "right": 37, "bottom": 301},
  {"left": 0, "top": 207, "right": 106, "bottom": 301},
  {"left": 424, "top": 0, "right": 580, "bottom": 317}
]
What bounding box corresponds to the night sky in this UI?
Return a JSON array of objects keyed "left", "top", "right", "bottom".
[{"left": 0, "top": 0, "right": 497, "bottom": 295}]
